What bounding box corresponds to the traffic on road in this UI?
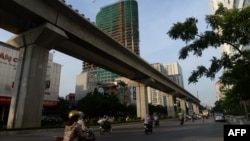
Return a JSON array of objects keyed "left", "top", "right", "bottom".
[{"left": 0, "top": 117, "right": 227, "bottom": 141}]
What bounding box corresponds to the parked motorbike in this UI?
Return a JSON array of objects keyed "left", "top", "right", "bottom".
[{"left": 144, "top": 122, "right": 153, "bottom": 134}]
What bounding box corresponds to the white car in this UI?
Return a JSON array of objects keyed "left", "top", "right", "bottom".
[{"left": 214, "top": 112, "right": 225, "bottom": 122}]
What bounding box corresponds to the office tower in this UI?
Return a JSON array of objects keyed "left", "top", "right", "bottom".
[
  {"left": 96, "top": 0, "right": 139, "bottom": 55},
  {"left": 82, "top": 0, "right": 139, "bottom": 83},
  {"left": 149, "top": 62, "right": 184, "bottom": 106},
  {"left": 164, "top": 62, "right": 184, "bottom": 88},
  {"left": 209, "top": 0, "right": 250, "bottom": 14},
  {"left": 148, "top": 63, "right": 166, "bottom": 106}
]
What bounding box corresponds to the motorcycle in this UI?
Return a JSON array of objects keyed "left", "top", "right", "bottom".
[
  {"left": 154, "top": 119, "right": 160, "bottom": 127},
  {"left": 99, "top": 120, "right": 112, "bottom": 134},
  {"left": 54, "top": 127, "right": 95, "bottom": 141},
  {"left": 97, "top": 118, "right": 112, "bottom": 135},
  {"left": 153, "top": 115, "right": 160, "bottom": 127},
  {"left": 85, "top": 127, "right": 96, "bottom": 141},
  {"left": 144, "top": 122, "right": 153, "bottom": 134}
]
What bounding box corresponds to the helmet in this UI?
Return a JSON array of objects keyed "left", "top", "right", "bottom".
[
  {"left": 68, "top": 110, "right": 80, "bottom": 119},
  {"left": 79, "top": 111, "right": 84, "bottom": 117}
]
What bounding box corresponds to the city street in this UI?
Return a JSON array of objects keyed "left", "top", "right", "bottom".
[{"left": 0, "top": 118, "right": 227, "bottom": 141}]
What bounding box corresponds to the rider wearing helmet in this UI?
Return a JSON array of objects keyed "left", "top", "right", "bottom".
[
  {"left": 63, "top": 110, "right": 86, "bottom": 141},
  {"left": 77, "top": 111, "right": 88, "bottom": 132}
]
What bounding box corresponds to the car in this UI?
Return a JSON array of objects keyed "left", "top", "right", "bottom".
[
  {"left": 41, "top": 115, "right": 64, "bottom": 126},
  {"left": 196, "top": 114, "right": 202, "bottom": 119},
  {"left": 185, "top": 115, "right": 192, "bottom": 121},
  {"left": 214, "top": 112, "right": 225, "bottom": 122}
]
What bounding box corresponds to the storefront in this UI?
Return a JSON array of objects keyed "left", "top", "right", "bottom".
[{"left": 0, "top": 41, "right": 61, "bottom": 125}]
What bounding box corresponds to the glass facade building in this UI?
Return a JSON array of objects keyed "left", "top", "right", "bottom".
[{"left": 82, "top": 0, "right": 139, "bottom": 84}]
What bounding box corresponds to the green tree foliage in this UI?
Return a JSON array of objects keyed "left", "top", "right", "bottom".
[
  {"left": 125, "top": 105, "right": 136, "bottom": 116},
  {"left": 148, "top": 104, "right": 168, "bottom": 116},
  {"left": 167, "top": 4, "right": 250, "bottom": 102},
  {"left": 77, "top": 88, "right": 126, "bottom": 117},
  {"left": 220, "top": 88, "right": 244, "bottom": 115},
  {"left": 212, "top": 99, "right": 224, "bottom": 113},
  {"left": 56, "top": 97, "right": 71, "bottom": 121}
]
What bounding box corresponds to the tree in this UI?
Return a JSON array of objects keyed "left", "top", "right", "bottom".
[
  {"left": 78, "top": 88, "right": 105, "bottom": 117},
  {"left": 56, "top": 97, "right": 71, "bottom": 121},
  {"left": 211, "top": 99, "right": 224, "bottom": 113},
  {"left": 167, "top": 4, "right": 250, "bottom": 103},
  {"left": 77, "top": 88, "right": 126, "bottom": 118}
]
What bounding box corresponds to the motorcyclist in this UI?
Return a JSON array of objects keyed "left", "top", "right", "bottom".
[
  {"left": 178, "top": 111, "right": 185, "bottom": 125},
  {"left": 77, "top": 111, "right": 88, "bottom": 131},
  {"left": 144, "top": 114, "right": 152, "bottom": 124},
  {"left": 63, "top": 110, "right": 87, "bottom": 141},
  {"left": 144, "top": 114, "right": 153, "bottom": 132},
  {"left": 153, "top": 113, "right": 160, "bottom": 127},
  {"left": 63, "top": 110, "right": 95, "bottom": 141},
  {"left": 98, "top": 115, "right": 112, "bottom": 133}
]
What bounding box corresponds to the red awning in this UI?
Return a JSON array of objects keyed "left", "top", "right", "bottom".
[
  {"left": 0, "top": 96, "right": 11, "bottom": 105},
  {"left": 43, "top": 100, "right": 58, "bottom": 107},
  {"left": 0, "top": 96, "right": 58, "bottom": 107}
]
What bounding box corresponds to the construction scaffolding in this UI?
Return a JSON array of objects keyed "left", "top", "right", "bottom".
[
  {"left": 96, "top": 0, "right": 139, "bottom": 55},
  {"left": 83, "top": 0, "right": 139, "bottom": 83}
]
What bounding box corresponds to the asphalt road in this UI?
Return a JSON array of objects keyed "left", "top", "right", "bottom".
[{"left": 0, "top": 117, "right": 228, "bottom": 141}]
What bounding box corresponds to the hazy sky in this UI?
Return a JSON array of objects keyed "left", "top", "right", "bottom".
[{"left": 0, "top": 0, "right": 221, "bottom": 106}]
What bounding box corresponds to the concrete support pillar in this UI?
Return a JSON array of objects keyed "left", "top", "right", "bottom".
[
  {"left": 192, "top": 103, "right": 198, "bottom": 114},
  {"left": 179, "top": 99, "right": 186, "bottom": 114},
  {"left": 7, "top": 44, "right": 49, "bottom": 128},
  {"left": 189, "top": 102, "right": 193, "bottom": 110},
  {"left": 166, "top": 94, "right": 175, "bottom": 117},
  {"left": 6, "top": 23, "right": 67, "bottom": 129},
  {"left": 194, "top": 104, "right": 200, "bottom": 114},
  {"left": 136, "top": 83, "right": 149, "bottom": 119},
  {"left": 187, "top": 101, "right": 193, "bottom": 114}
]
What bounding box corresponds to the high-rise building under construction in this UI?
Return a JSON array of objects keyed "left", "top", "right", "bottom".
[{"left": 82, "top": 0, "right": 139, "bottom": 83}]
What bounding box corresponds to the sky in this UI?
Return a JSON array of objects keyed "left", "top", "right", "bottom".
[{"left": 0, "top": 0, "right": 221, "bottom": 107}]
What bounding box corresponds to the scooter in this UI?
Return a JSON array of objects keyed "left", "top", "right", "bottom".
[
  {"left": 153, "top": 115, "right": 160, "bottom": 127},
  {"left": 54, "top": 127, "right": 96, "bottom": 141},
  {"left": 85, "top": 127, "right": 96, "bottom": 141},
  {"left": 144, "top": 122, "right": 153, "bottom": 134},
  {"left": 99, "top": 120, "right": 112, "bottom": 135},
  {"left": 154, "top": 119, "right": 160, "bottom": 127}
]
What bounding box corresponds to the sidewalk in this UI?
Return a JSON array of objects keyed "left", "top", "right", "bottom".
[{"left": 225, "top": 115, "right": 250, "bottom": 125}]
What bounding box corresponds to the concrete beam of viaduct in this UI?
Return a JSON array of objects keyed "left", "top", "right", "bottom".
[
  {"left": 7, "top": 23, "right": 67, "bottom": 129},
  {"left": 0, "top": 0, "right": 200, "bottom": 103}
]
